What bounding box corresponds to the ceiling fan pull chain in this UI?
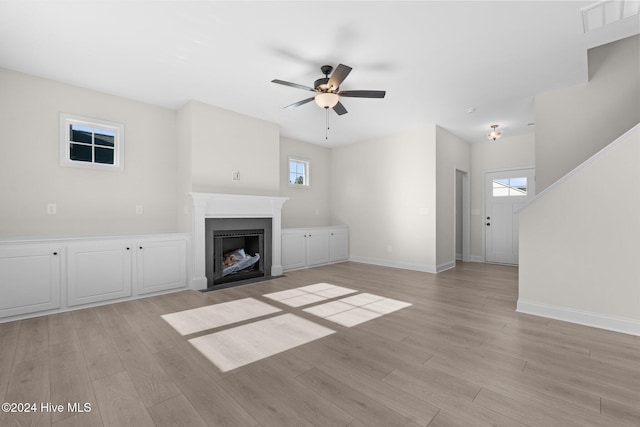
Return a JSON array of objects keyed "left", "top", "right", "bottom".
[{"left": 326, "top": 108, "right": 329, "bottom": 140}]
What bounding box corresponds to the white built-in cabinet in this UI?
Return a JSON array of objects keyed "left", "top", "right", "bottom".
[
  {"left": 67, "top": 241, "right": 133, "bottom": 306},
  {"left": 0, "top": 234, "right": 188, "bottom": 322},
  {"left": 0, "top": 246, "right": 61, "bottom": 318},
  {"left": 282, "top": 226, "right": 349, "bottom": 271},
  {"left": 136, "top": 239, "right": 187, "bottom": 295}
]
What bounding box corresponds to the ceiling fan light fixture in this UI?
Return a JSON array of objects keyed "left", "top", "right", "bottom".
[
  {"left": 315, "top": 92, "right": 339, "bottom": 109},
  {"left": 488, "top": 124, "right": 502, "bottom": 141}
]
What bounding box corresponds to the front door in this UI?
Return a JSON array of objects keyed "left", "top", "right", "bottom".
[{"left": 484, "top": 168, "right": 535, "bottom": 264}]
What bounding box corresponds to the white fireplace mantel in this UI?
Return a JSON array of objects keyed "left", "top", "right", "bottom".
[{"left": 189, "top": 192, "right": 289, "bottom": 290}]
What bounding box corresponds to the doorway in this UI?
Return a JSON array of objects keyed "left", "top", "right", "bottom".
[
  {"left": 484, "top": 168, "right": 535, "bottom": 264},
  {"left": 455, "top": 169, "right": 470, "bottom": 263}
]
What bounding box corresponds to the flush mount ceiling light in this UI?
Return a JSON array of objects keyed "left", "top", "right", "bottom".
[{"left": 488, "top": 124, "right": 502, "bottom": 141}]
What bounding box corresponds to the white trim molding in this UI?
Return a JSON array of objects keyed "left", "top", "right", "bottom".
[{"left": 517, "top": 299, "right": 640, "bottom": 337}]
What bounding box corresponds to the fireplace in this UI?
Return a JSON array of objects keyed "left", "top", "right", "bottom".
[
  {"left": 205, "top": 217, "right": 272, "bottom": 288},
  {"left": 189, "top": 193, "right": 288, "bottom": 291}
]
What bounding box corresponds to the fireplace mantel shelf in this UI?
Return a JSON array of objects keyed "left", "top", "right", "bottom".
[{"left": 189, "top": 193, "right": 289, "bottom": 290}]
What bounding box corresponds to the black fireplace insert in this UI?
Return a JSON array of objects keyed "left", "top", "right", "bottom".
[{"left": 205, "top": 217, "right": 272, "bottom": 289}]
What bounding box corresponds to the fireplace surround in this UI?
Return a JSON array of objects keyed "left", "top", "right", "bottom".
[
  {"left": 206, "top": 218, "right": 271, "bottom": 288},
  {"left": 189, "top": 193, "right": 288, "bottom": 290}
]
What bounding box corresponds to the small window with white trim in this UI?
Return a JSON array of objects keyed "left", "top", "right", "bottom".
[
  {"left": 60, "top": 113, "right": 124, "bottom": 171},
  {"left": 289, "top": 157, "right": 309, "bottom": 187}
]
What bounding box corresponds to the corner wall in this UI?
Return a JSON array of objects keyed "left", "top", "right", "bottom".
[
  {"left": 435, "top": 126, "right": 470, "bottom": 270},
  {"left": 535, "top": 35, "right": 640, "bottom": 192},
  {"left": 518, "top": 125, "right": 640, "bottom": 335},
  {"left": 330, "top": 126, "right": 437, "bottom": 271}
]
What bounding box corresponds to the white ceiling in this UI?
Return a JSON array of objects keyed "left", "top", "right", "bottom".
[{"left": 1, "top": 1, "right": 638, "bottom": 146}]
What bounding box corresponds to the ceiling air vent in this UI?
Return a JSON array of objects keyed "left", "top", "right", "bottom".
[{"left": 582, "top": 0, "right": 640, "bottom": 32}]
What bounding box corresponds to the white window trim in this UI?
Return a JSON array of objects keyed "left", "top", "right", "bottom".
[
  {"left": 288, "top": 156, "right": 310, "bottom": 188},
  {"left": 60, "top": 113, "right": 124, "bottom": 171}
]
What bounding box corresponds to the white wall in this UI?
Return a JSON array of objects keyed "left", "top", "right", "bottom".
[
  {"left": 470, "top": 132, "right": 535, "bottom": 260},
  {"left": 279, "top": 137, "right": 331, "bottom": 228},
  {"left": 176, "top": 100, "right": 194, "bottom": 233},
  {"left": 185, "top": 100, "right": 280, "bottom": 196},
  {"left": 0, "top": 68, "right": 180, "bottom": 238},
  {"left": 518, "top": 125, "right": 640, "bottom": 335},
  {"left": 330, "top": 126, "right": 438, "bottom": 271},
  {"left": 435, "top": 126, "right": 470, "bottom": 269},
  {"left": 535, "top": 35, "right": 640, "bottom": 192}
]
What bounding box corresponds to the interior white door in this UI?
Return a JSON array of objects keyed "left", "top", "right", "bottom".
[{"left": 485, "top": 168, "right": 535, "bottom": 264}]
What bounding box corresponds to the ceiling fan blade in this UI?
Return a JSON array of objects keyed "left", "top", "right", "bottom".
[
  {"left": 284, "top": 97, "right": 315, "bottom": 109},
  {"left": 338, "top": 90, "right": 386, "bottom": 98},
  {"left": 328, "top": 64, "right": 352, "bottom": 90},
  {"left": 271, "top": 79, "right": 314, "bottom": 91},
  {"left": 333, "top": 101, "right": 348, "bottom": 116}
]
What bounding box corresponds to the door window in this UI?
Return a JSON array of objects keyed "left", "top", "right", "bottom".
[{"left": 492, "top": 177, "right": 527, "bottom": 197}]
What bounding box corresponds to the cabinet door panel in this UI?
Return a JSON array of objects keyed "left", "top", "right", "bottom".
[
  {"left": 0, "top": 247, "right": 60, "bottom": 318},
  {"left": 282, "top": 233, "right": 307, "bottom": 271},
  {"left": 137, "top": 240, "right": 186, "bottom": 294},
  {"left": 329, "top": 229, "right": 349, "bottom": 262},
  {"left": 67, "top": 243, "right": 132, "bottom": 306},
  {"left": 307, "top": 231, "right": 330, "bottom": 266}
]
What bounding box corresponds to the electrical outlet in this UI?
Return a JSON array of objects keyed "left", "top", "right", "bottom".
[
  {"left": 136, "top": 205, "right": 144, "bottom": 215},
  {"left": 47, "top": 203, "right": 57, "bottom": 215},
  {"left": 232, "top": 171, "right": 240, "bottom": 181}
]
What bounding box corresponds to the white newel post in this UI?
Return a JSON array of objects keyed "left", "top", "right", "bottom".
[{"left": 189, "top": 193, "right": 289, "bottom": 290}]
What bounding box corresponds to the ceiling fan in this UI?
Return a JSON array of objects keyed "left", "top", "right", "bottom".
[{"left": 271, "top": 64, "right": 386, "bottom": 116}]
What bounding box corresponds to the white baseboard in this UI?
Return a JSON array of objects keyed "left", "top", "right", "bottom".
[
  {"left": 469, "top": 255, "right": 484, "bottom": 263},
  {"left": 349, "top": 256, "right": 437, "bottom": 274},
  {"left": 436, "top": 261, "right": 456, "bottom": 272},
  {"left": 190, "top": 277, "right": 208, "bottom": 291},
  {"left": 517, "top": 299, "right": 640, "bottom": 336}
]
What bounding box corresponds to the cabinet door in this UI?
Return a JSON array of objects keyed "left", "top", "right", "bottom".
[
  {"left": 67, "top": 242, "right": 132, "bottom": 306},
  {"left": 0, "top": 247, "right": 61, "bottom": 318},
  {"left": 307, "top": 230, "right": 330, "bottom": 266},
  {"left": 329, "top": 229, "right": 349, "bottom": 262},
  {"left": 282, "top": 232, "right": 307, "bottom": 271},
  {"left": 136, "top": 239, "right": 187, "bottom": 295}
]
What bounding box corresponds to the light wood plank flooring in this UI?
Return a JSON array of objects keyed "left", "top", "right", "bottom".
[{"left": 0, "top": 261, "right": 638, "bottom": 426}]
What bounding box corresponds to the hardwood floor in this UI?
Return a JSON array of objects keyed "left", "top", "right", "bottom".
[{"left": 0, "top": 261, "right": 638, "bottom": 426}]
